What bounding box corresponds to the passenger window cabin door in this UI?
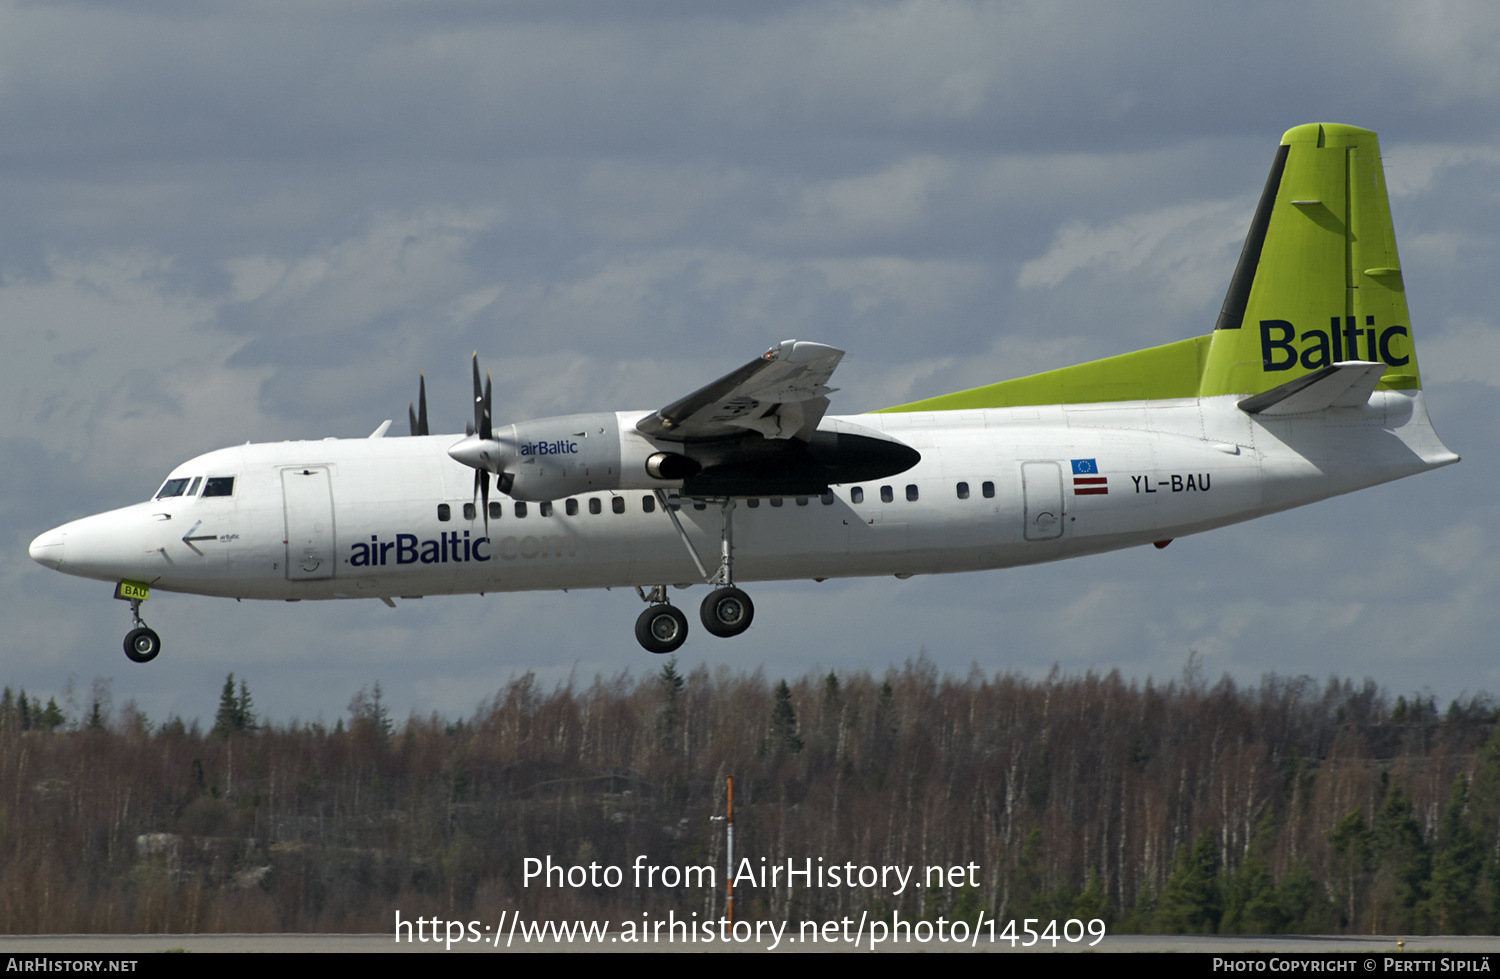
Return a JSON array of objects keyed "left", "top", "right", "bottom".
[
  {"left": 282, "top": 467, "right": 336, "bottom": 580},
  {"left": 1021, "top": 462, "right": 1064, "bottom": 541}
]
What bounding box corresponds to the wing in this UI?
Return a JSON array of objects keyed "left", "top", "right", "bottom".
[{"left": 635, "top": 340, "right": 843, "bottom": 442}]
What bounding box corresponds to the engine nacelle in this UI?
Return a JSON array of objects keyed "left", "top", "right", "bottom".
[
  {"left": 484, "top": 411, "right": 695, "bottom": 500},
  {"left": 488, "top": 411, "right": 918, "bottom": 501},
  {"left": 498, "top": 412, "right": 624, "bottom": 501}
]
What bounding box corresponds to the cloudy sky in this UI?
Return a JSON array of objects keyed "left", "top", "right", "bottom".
[{"left": 6, "top": 0, "right": 1499, "bottom": 728}]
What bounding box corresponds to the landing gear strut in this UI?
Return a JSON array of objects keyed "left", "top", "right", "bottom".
[
  {"left": 642, "top": 493, "right": 756, "bottom": 652},
  {"left": 123, "top": 598, "right": 161, "bottom": 664},
  {"left": 698, "top": 496, "right": 754, "bottom": 637}
]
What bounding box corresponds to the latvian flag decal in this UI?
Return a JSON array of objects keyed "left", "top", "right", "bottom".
[{"left": 1071, "top": 459, "right": 1108, "bottom": 495}]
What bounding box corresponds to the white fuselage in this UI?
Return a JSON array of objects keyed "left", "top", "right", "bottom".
[{"left": 29, "top": 389, "right": 1455, "bottom": 603}]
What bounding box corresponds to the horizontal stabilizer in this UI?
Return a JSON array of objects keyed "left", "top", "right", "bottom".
[{"left": 1236, "top": 361, "right": 1387, "bottom": 415}]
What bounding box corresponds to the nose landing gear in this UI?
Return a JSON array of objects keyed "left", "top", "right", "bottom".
[{"left": 122, "top": 597, "right": 161, "bottom": 664}]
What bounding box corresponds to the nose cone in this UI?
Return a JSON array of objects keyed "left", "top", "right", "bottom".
[
  {"left": 29, "top": 527, "right": 66, "bottom": 570},
  {"left": 28, "top": 509, "right": 148, "bottom": 582},
  {"left": 449, "top": 434, "right": 497, "bottom": 472}
]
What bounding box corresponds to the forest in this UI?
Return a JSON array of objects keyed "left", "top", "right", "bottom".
[{"left": 1, "top": 656, "right": 1496, "bottom": 935}]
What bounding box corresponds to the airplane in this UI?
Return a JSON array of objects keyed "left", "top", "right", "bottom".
[{"left": 28, "top": 123, "right": 1458, "bottom": 662}]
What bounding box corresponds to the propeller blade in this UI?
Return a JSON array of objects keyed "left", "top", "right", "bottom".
[
  {"left": 473, "top": 468, "right": 490, "bottom": 535},
  {"left": 481, "top": 470, "right": 490, "bottom": 535},
  {"left": 408, "top": 372, "right": 429, "bottom": 436},
  {"left": 482, "top": 371, "right": 493, "bottom": 442},
  {"left": 472, "top": 352, "right": 484, "bottom": 438}
]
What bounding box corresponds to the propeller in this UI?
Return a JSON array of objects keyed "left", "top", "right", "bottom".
[
  {"left": 447, "top": 352, "right": 517, "bottom": 536},
  {"left": 408, "top": 373, "right": 429, "bottom": 436},
  {"left": 471, "top": 353, "right": 494, "bottom": 533}
]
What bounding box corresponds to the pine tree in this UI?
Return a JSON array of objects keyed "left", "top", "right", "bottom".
[
  {"left": 867, "top": 679, "right": 897, "bottom": 782},
  {"left": 1426, "top": 774, "right": 1482, "bottom": 933},
  {"left": 819, "top": 671, "right": 841, "bottom": 753},
  {"left": 1222, "top": 812, "right": 1282, "bottom": 933},
  {"left": 371, "top": 680, "right": 391, "bottom": 739},
  {"left": 1277, "top": 862, "right": 1333, "bottom": 933},
  {"left": 237, "top": 679, "right": 256, "bottom": 733},
  {"left": 766, "top": 679, "right": 802, "bottom": 755},
  {"left": 347, "top": 681, "right": 391, "bottom": 740},
  {"left": 1468, "top": 723, "right": 1500, "bottom": 930},
  {"left": 38, "top": 698, "right": 64, "bottom": 731},
  {"left": 950, "top": 883, "right": 985, "bottom": 926},
  {"left": 1370, "top": 778, "right": 1431, "bottom": 933},
  {"left": 212, "top": 673, "right": 255, "bottom": 739},
  {"left": 1073, "top": 866, "right": 1112, "bottom": 925},
  {"left": 213, "top": 674, "right": 239, "bottom": 739},
  {"left": 657, "top": 657, "right": 683, "bottom": 749},
  {"left": 1011, "top": 826, "right": 1046, "bottom": 916},
  {"left": 1157, "top": 832, "right": 1221, "bottom": 933},
  {"left": 1329, "top": 809, "right": 1373, "bottom": 930}
]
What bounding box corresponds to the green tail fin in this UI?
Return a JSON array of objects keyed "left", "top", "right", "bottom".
[
  {"left": 880, "top": 123, "right": 1419, "bottom": 414},
  {"left": 1199, "top": 123, "right": 1419, "bottom": 397}
]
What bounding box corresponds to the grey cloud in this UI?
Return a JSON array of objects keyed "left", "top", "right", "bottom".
[{"left": 8, "top": 1, "right": 1500, "bottom": 725}]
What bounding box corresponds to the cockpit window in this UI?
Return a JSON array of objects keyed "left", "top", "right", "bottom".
[
  {"left": 187, "top": 476, "right": 202, "bottom": 497},
  {"left": 202, "top": 476, "right": 235, "bottom": 498},
  {"left": 155, "top": 478, "right": 191, "bottom": 499}
]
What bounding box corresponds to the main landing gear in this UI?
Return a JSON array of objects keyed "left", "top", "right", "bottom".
[
  {"left": 635, "top": 590, "right": 689, "bottom": 654},
  {"left": 633, "top": 494, "right": 757, "bottom": 654},
  {"left": 701, "top": 586, "right": 753, "bottom": 638},
  {"left": 123, "top": 598, "right": 161, "bottom": 664}
]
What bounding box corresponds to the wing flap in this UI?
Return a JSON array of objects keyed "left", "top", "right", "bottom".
[{"left": 636, "top": 340, "right": 843, "bottom": 441}]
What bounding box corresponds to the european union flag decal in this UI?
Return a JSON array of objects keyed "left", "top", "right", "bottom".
[{"left": 1071, "top": 459, "right": 1098, "bottom": 475}]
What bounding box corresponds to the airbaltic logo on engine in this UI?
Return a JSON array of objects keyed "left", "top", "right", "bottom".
[
  {"left": 1260, "top": 317, "right": 1411, "bottom": 372},
  {"left": 521, "top": 439, "right": 579, "bottom": 456}
]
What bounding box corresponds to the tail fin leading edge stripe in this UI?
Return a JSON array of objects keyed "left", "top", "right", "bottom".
[{"left": 1214, "top": 143, "right": 1290, "bottom": 334}]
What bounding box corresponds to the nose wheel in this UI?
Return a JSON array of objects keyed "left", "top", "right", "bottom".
[
  {"left": 125, "top": 627, "right": 161, "bottom": 663},
  {"left": 122, "top": 598, "right": 161, "bottom": 664}
]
